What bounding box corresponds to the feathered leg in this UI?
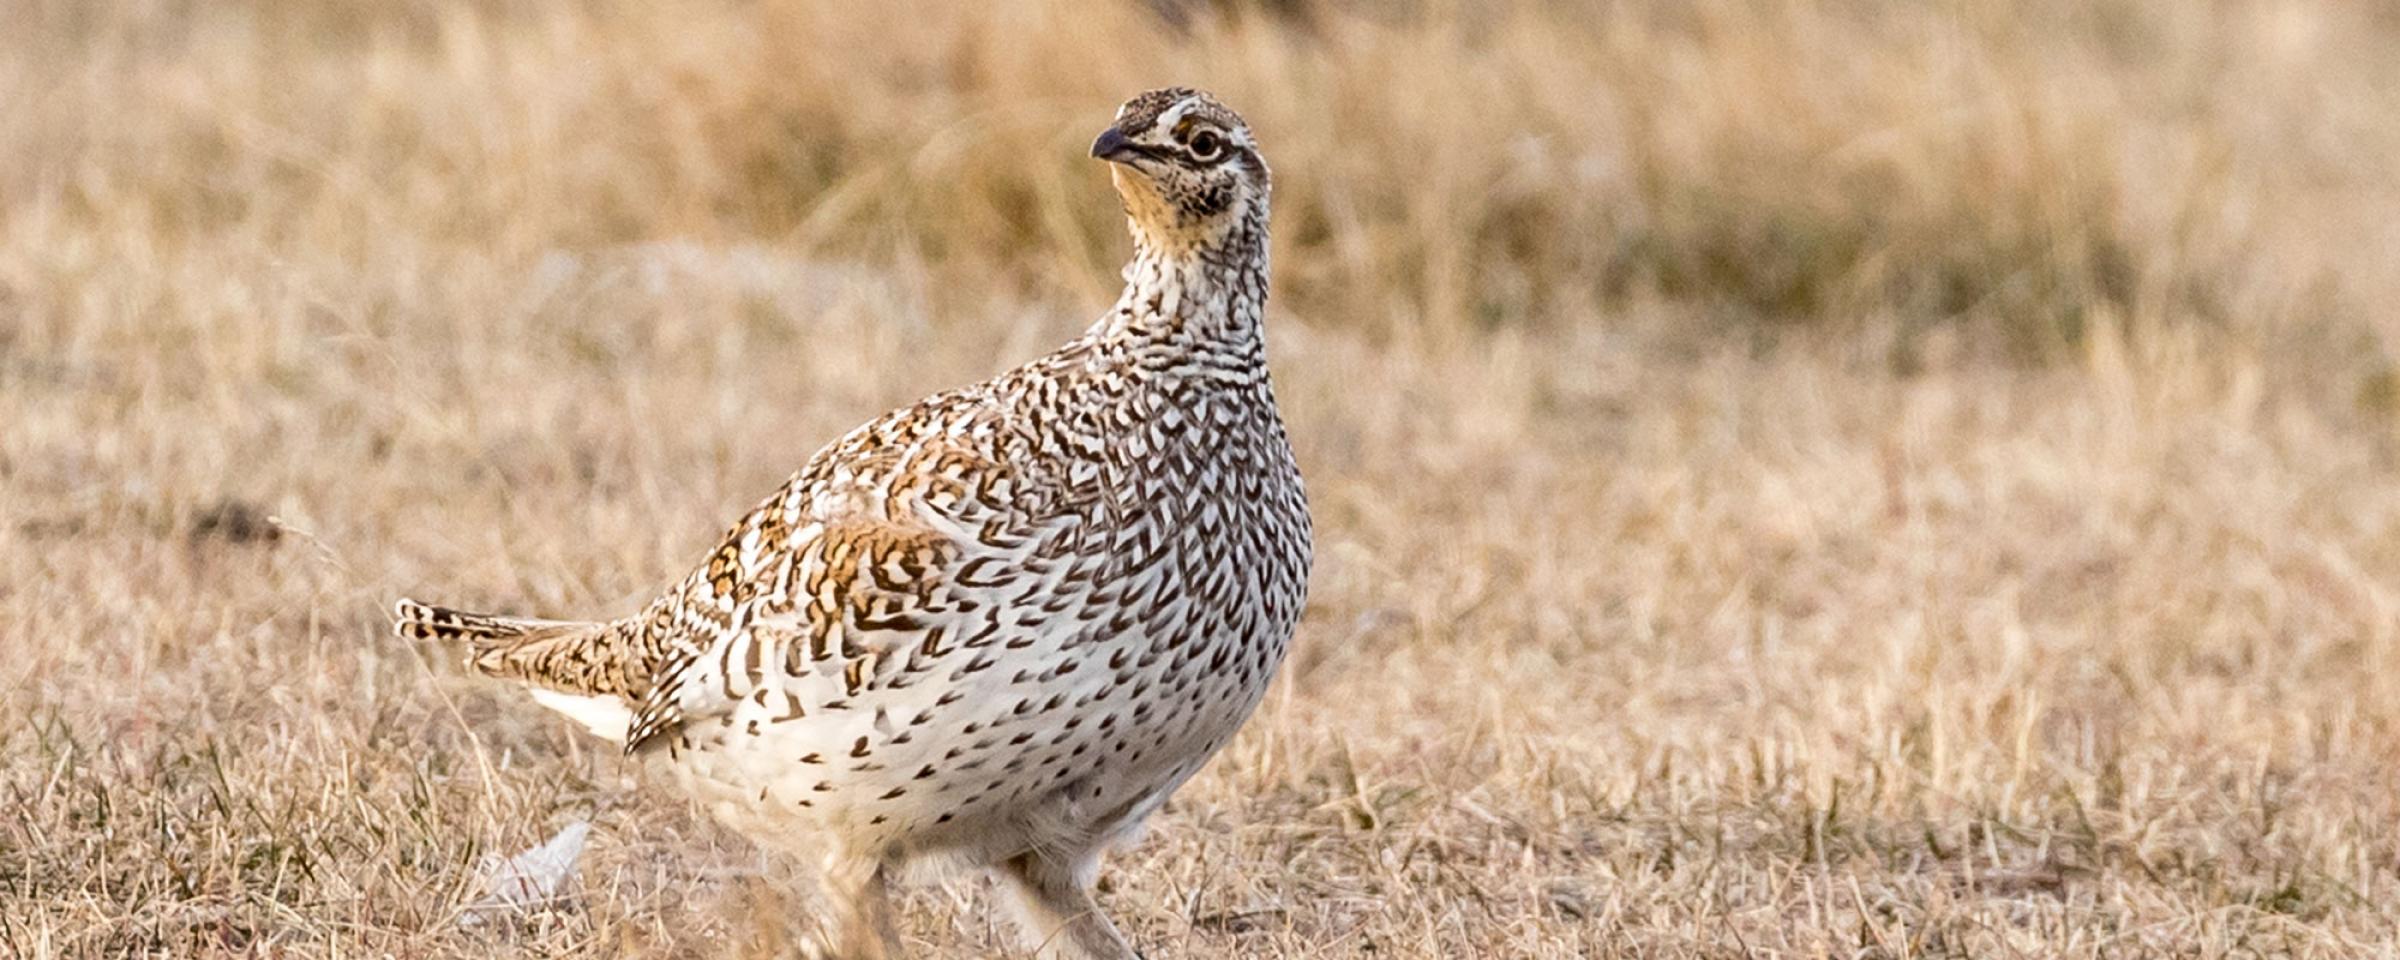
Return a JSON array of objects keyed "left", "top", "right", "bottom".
[
  {"left": 798, "top": 855, "right": 901, "bottom": 960},
  {"left": 992, "top": 850, "right": 1136, "bottom": 960}
]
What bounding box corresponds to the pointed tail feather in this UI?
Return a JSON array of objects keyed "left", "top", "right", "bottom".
[
  {"left": 392, "top": 598, "right": 631, "bottom": 695},
  {"left": 391, "top": 598, "right": 580, "bottom": 642}
]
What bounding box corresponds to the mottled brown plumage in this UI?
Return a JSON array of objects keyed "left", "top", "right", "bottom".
[{"left": 394, "top": 87, "right": 1307, "bottom": 959}]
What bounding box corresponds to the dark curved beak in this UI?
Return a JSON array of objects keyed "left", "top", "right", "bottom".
[{"left": 1090, "top": 127, "right": 1139, "bottom": 163}]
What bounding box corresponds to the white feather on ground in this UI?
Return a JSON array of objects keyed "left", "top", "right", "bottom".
[{"left": 460, "top": 820, "right": 592, "bottom": 928}]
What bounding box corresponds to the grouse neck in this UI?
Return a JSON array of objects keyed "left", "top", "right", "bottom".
[{"left": 1095, "top": 215, "right": 1270, "bottom": 351}]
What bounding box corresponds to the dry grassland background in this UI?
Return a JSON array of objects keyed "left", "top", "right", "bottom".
[{"left": 8, "top": 0, "right": 2400, "bottom": 956}]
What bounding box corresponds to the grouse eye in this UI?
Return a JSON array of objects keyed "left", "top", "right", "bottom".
[{"left": 1188, "top": 130, "right": 1224, "bottom": 161}]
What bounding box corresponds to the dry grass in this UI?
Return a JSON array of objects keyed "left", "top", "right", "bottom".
[{"left": 8, "top": 0, "right": 2400, "bottom": 956}]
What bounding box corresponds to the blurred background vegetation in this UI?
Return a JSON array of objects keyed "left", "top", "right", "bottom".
[{"left": 9, "top": 0, "right": 2394, "bottom": 368}]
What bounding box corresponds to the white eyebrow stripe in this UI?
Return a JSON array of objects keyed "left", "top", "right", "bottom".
[{"left": 1155, "top": 100, "right": 1196, "bottom": 133}]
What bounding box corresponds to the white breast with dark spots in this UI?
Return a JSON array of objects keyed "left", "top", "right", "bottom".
[{"left": 662, "top": 372, "right": 1309, "bottom": 855}]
